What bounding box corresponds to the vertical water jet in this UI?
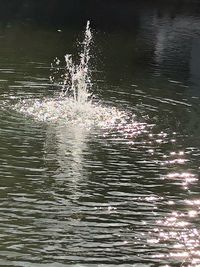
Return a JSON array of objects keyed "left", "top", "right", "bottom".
[{"left": 62, "top": 21, "right": 93, "bottom": 104}]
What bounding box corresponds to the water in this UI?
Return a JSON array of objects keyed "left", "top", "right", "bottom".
[
  {"left": 1, "top": 1, "right": 200, "bottom": 266},
  {"left": 10, "top": 21, "right": 135, "bottom": 131}
]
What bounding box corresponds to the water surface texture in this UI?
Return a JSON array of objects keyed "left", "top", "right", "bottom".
[{"left": 1, "top": 1, "right": 200, "bottom": 266}]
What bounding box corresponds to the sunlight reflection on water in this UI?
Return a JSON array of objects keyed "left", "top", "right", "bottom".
[
  {"left": 1, "top": 3, "right": 200, "bottom": 265},
  {"left": 148, "top": 150, "right": 200, "bottom": 266}
]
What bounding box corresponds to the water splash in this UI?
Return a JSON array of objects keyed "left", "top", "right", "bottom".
[
  {"left": 12, "top": 21, "right": 145, "bottom": 133},
  {"left": 61, "top": 21, "right": 92, "bottom": 103}
]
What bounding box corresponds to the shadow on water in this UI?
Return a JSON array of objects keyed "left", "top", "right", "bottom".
[{"left": 0, "top": 0, "right": 200, "bottom": 29}]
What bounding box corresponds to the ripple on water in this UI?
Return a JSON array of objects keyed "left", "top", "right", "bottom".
[{"left": 11, "top": 96, "right": 148, "bottom": 133}]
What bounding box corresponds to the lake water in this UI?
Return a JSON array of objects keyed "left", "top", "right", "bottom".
[{"left": 1, "top": 1, "right": 200, "bottom": 266}]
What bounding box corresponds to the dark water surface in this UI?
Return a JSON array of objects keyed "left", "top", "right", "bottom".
[{"left": 1, "top": 1, "right": 200, "bottom": 266}]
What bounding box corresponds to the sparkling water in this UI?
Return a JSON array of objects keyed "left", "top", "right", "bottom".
[{"left": 12, "top": 21, "right": 144, "bottom": 134}]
